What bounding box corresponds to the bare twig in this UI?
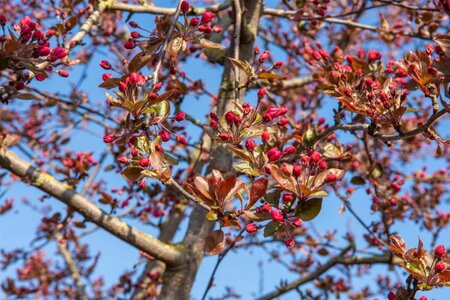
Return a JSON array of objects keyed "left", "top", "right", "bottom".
[
  {"left": 54, "top": 231, "right": 88, "bottom": 300},
  {"left": 232, "top": 0, "right": 242, "bottom": 102},
  {"left": 66, "top": 2, "right": 106, "bottom": 49},
  {"left": 257, "top": 246, "right": 392, "bottom": 300},
  {"left": 107, "top": 1, "right": 231, "bottom": 15},
  {"left": 167, "top": 177, "right": 210, "bottom": 211},
  {"left": 201, "top": 228, "right": 246, "bottom": 300},
  {"left": 152, "top": 0, "right": 184, "bottom": 85}
]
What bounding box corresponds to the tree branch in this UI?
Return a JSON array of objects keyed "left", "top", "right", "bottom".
[
  {"left": 107, "top": 1, "right": 231, "bottom": 15},
  {"left": 54, "top": 231, "right": 88, "bottom": 300},
  {"left": 0, "top": 148, "right": 184, "bottom": 266},
  {"left": 257, "top": 247, "right": 392, "bottom": 300},
  {"left": 66, "top": 2, "right": 106, "bottom": 49}
]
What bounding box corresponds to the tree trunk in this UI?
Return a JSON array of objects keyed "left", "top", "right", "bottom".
[{"left": 159, "top": 1, "right": 262, "bottom": 298}]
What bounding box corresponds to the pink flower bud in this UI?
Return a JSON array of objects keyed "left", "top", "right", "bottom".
[
  {"left": 271, "top": 209, "right": 284, "bottom": 222},
  {"left": 225, "top": 111, "right": 235, "bottom": 124},
  {"left": 219, "top": 133, "right": 230, "bottom": 141},
  {"left": 131, "top": 31, "right": 140, "bottom": 39},
  {"left": 284, "top": 146, "right": 295, "bottom": 155},
  {"left": 201, "top": 11, "right": 215, "bottom": 23},
  {"left": 273, "top": 61, "right": 283, "bottom": 69},
  {"left": 257, "top": 88, "right": 266, "bottom": 99},
  {"left": 103, "top": 134, "right": 116, "bottom": 143},
  {"left": 284, "top": 238, "right": 295, "bottom": 248},
  {"left": 245, "top": 139, "right": 256, "bottom": 152},
  {"left": 368, "top": 50, "right": 381, "bottom": 63},
  {"left": 261, "top": 132, "right": 270, "bottom": 143},
  {"left": 435, "top": 261, "right": 446, "bottom": 273},
  {"left": 180, "top": 1, "right": 190, "bottom": 13},
  {"left": 282, "top": 193, "right": 294, "bottom": 202},
  {"left": 159, "top": 131, "right": 171, "bottom": 142},
  {"left": 153, "top": 82, "right": 163, "bottom": 92},
  {"left": 325, "top": 173, "right": 337, "bottom": 183},
  {"left": 118, "top": 157, "right": 129, "bottom": 164},
  {"left": 102, "top": 73, "right": 113, "bottom": 81},
  {"left": 259, "top": 50, "right": 270, "bottom": 63},
  {"left": 56, "top": 70, "right": 69, "bottom": 77},
  {"left": 129, "top": 21, "right": 139, "bottom": 28},
  {"left": 245, "top": 223, "right": 257, "bottom": 233},
  {"left": 293, "top": 165, "right": 302, "bottom": 177},
  {"left": 139, "top": 157, "right": 150, "bottom": 167},
  {"left": 100, "top": 60, "right": 111, "bottom": 70},
  {"left": 189, "top": 17, "right": 200, "bottom": 26},
  {"left": 176, "top": 135, "right": 187, "bottom": 145},
  {"left": 267, "top": 147, "right": 282, "bottom": 162},
  {"left": 435, "top": 244, "right": 446, "bottom": 258},
  {"left": 174, "top": 112, "right": 186, "bottom": 122},
  {"left": 309, "top": 151, "right": 321, "bottom": 163},
  {"left": 292, "top": 218, "right": 302, "bottom": 227}
]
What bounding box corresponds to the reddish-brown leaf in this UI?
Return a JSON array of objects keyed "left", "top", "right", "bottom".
[
  {"left": 204, "top": 229, "right": 225, "bottom": 255},
  {"left": 247, "top": 178, "right": 268, "bottom": 209},
  {"left": 267, "top": 164, "right": 297, "bottom": 195}
]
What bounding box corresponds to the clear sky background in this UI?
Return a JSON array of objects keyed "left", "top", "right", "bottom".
[{"left": 1, "top": 1, "right": 449, "bottom": 299}]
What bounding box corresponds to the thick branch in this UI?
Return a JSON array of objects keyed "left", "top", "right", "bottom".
[
  {"left": 0, "top": 148, "right": 183, "bottom": 266},
  {"left": 66, "top": 2, "right": 105, "bottom": 49},
  {"left": 257, "top": 249, "right": 392, "bottom": 300}
]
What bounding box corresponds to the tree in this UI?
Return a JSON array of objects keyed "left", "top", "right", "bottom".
[{"left": 0, "top": 0, "right": 449, "bottom": 299}]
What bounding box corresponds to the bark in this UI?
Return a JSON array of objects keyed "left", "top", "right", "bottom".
[
  {"left": 159, "top": 1, "right": 263, "bottom": 298},
  {"left": 0, "top": 148, "right": 183, "bottom": 266}
]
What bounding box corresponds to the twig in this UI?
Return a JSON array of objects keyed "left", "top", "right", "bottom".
[
  {"left": 54, "top": 231, "right": 88, "bottom": 300},
  {"left": 232, "top": 0, "right": 242, "bottom": 102},
  {"left": 257, "top": 246, "right": 392, "bottom": 300},
  {"left": 201, "top": 228, "right": 246, "bottom": 300},
  {"left": 152, "top": 0, "right": 184, "bottom": 85},
  {"left": 80, "top": 146, "right": 111, "bottom": 196},
  {"left": 167, "top": 177, "right": 211, "bottom": 211},
  {"left": 107, "top": 1, "right": 231, "bottom": 15},
  {"left": 66, "top": 2, "right": 106, "bottom": 49}
]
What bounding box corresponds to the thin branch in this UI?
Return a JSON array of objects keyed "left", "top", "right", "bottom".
[
  {"left": 313, "top": 108, "right": 448, "bottom": 143},
  {"left": 54, "top": 231, "right": 88, "bottom": 300},
  {"left": 201, "top": 228, "right": 246, "bottom": 300},
  {"left": 66, "top": 2, "right": 106, "bottom": 49},
  {"left": 262, "top": 8, "right": 432, "bottom": 40},
  {"left": 0, "top": 148, "right": 184, "bottom": 266},
  {"left": 167, "top": 177, "right": 211, "bottom": 211},
  {"left": 257, "top": 246, "right": 392, "bottom": 300},
  {"left": 152, "top": 0, "right": 184, "bottom": 85},
  {"left": 107, "top": 1, "right": 231, "bottom": 15},
  {"left": 232, "top": 0, "right": 242, "bottom": 102},
  {"left": 80, "top": 146, "right": 110, "bottom": 196}
]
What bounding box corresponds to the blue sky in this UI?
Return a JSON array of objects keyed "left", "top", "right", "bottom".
[{"left": 1, "top": 1, "right": 449, "bottom": 299}]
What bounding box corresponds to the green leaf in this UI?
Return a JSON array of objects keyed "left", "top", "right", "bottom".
[
  {"left": 164, "top": 153, "right": 179, "bottom": 166},
  {"left": 135, "top": 136, "right": 150, "bottom": 153},
  {"left": 234, "top": 161, "right": 260, "bottom": 176},
  {"left": 303, "top": 127, "right": 317, "bottom": 145},
  {"left": 351, "top": 176, "right": 366, "bottom": 185},
  {"left": 205, "top": 211, "right": 218, "bottom": 221},
  {"left": 263, "top": 221, "right": 281, "bottom": 237},
  {"left": 296, "top": 198, "right": 322, "bottom": 221},
  {"left": 264, "top": 189, "right": 281, "bottom": 208}
]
